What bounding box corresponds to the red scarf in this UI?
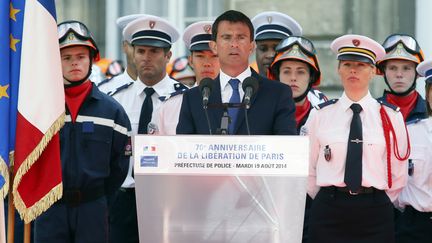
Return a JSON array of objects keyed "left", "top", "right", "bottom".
[
  {"left": 65, "top": 81, "right": 92, "bottom": 122},
  {"left": 386, "top": 92, "right": 418, "bottom": 121},
  {"left": 295, "top": 98, "right": 311, "bottom": 127}
]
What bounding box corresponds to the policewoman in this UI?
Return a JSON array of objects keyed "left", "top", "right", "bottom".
[
  {"left": 35, "top": 21, "right": 131, "bottom": 243},
  {"left": 303, "top": 34, "right": 409, "bottom": 243},
  {"left": 377, "top": 34, "right": 427, "bottom": 122},
  {"left": 269, "top": 36, "right": 326, "bottom": 133},
  {"left": 395, "top": 59, "right": 432, "bottom": 243}
]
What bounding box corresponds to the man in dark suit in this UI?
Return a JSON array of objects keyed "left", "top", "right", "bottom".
[{"left": 177, "top": 10, "right": 296, "bottom": 135}]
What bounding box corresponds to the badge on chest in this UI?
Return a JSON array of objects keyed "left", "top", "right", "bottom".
[{"left": 324, "top": 145, "right": 331, "bottom": 161}]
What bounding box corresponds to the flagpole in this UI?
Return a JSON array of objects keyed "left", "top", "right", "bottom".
[
  {"left": 7, "top": 166, "right": 15, "bottom": 243},
  {"left": 24, "top": 223, "right": 30, "bottom": 243}
]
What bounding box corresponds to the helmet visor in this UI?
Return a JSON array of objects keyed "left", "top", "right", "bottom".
[
  {"left": 58, "top": 21, "right": 92, "bottom": 42},
  {"left": 382, "top": 34, "right": 420, "bottom": 54},
  {"left": 276, "top": 36, "right": 316, "bottom": 56}
]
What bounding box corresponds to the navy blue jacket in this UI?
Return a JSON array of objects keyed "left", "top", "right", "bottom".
[
  {"left": 378, "top": 91, "right": 428, "bottom": 123},
  {"left": 176, "top": 69, "right": 297, "bottom": 135},
  {"left": 60, "top": 84, "right": 131, "bottom": 196}
]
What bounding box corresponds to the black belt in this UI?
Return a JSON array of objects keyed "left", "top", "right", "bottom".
[
  {"left": 405, "top": 205, "right": 432, "bottom": 216},
  {"left": 59, "top": 186, "right": 105, "bottom": 206},
  {"left": 322, "top": 186, "right": 376, "bottom": 195}
]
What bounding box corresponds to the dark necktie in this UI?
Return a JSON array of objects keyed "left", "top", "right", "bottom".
[
  {"left": 138, "top": 87, "right": 155, "bottom": 134},
  {"left": 344, "top": 103, "right": 363, "bottom": 193},
  {"left": 228, "top": 79, "right": 240, "bottom": 134}
]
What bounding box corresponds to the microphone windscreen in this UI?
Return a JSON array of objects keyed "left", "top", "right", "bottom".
[
  {"left": 242, "top": 76, "right": 259, "bottom": 93},
  {"left": 199, "top": 77, "right": 214, "bottom": 92}
]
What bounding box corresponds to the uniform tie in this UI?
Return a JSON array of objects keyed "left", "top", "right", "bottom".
[
  {"left": 138, "top": 87, "right": 155, "bottom": 134},
  {"left": 228, "top": 79, "right": 240, "bottom": 134},
  {"left": 344, "top": 103, "right": 363, "bottom": 193}
]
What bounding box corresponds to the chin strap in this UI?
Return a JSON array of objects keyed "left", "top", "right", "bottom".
[
  {"left": 294, "top": 81, "right": 313, "bottom": 103},
  {"left": 64, "top": 62, "right": 93, "bottom": 88},
  {"left": 383, "top": 73, "right": 418, "bottom": 97},
  {"left": 379, "top": 105, "right": 411, "bottom": 188}
]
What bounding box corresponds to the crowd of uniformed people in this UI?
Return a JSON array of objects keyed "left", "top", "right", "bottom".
[{"left": 6, "top": 8, "right": 432, "bottom": 243}]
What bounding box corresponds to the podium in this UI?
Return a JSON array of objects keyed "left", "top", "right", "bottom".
[{"left": 134, "top": 135, "right": 309, "bottom": 243}]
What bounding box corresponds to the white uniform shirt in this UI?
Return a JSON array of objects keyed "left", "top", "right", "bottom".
[
  {"left": 303, "top": 91, "right": 408, "bottom": 202},
  {"left": 397, "top": 118, "right": 432, "bottom": 212},
  {"left": 156, "top": 94, "right": 184, "bottom": 135},
  {"left": 98, "top": 69, "right": 135, "bottom": 95},
  {"left": 113, "top": 74, "right": 179, "bottom": 188}
]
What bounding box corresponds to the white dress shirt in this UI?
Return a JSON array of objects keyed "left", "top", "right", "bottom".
[
  {"left": 397, "top": 118, "right": 432, "bottom": 212},
  {"left": 155, "top": 94, "right": 184, "bottom": 135},
  {"left": 113, "top": 74, "right": 179, "bottom": 187},
  {"left": 219, "top": 68, "right": 251, "bottom": 103},
  {"left": 303, "top": 92, "right": 408, "bottom": 202}
]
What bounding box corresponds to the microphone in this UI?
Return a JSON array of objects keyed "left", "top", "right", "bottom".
[
  {"left": 242, "top": 77, "right": 259, "bottom": 109},
  {"left": 199, "top": 78, "right": 213, "bottom": 109}
]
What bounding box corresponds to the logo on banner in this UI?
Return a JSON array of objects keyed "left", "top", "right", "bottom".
[{"left": 140, "top": 144, "right": 158, "bottom": 167}]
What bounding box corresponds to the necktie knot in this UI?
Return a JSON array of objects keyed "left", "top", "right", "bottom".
[
  {"left": 144, "top": 87, "right": 155, "bottom": 96},
  {"left": 229, "top": 79, "right": 240, "bottom": 90},
  {"left": 350, "top": 103, "right": 362, "bottom": 114}
]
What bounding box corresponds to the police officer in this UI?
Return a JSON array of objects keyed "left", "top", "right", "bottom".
[
  {"left": 303, "top": 34, "right": 409, "bottom": 242},
  {"left": 98, "top": 14, "right": 146, "bottom": 95},
  {"left": 251, "top": 11, "right": 302, "bottom": 76},
  {"left": 377, "top": 34, "right": 427, "bottom": 122},
  {"left": 394, "top": 60, "right": 432, "bottom": 243},
  {"left": 109, "top": 15, "right": 185, "bottom": 243},
  {"left": 251, "top": 11, "right": 326, "bottom": 106},
  {"left": 34, "top": 20, "right": 131, "bottom": 243},
  {"left": 269, "top": 36, "right": 325, "bottom": 133},
  {"left": 155, "top": 20, "right": 220, "bottom": 135}
]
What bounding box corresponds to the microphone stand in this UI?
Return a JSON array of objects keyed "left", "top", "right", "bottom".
[
  {"left": 216, "top": 105, "right": 229, "bottom": 135},
  {"left": 203, "top": 105, "right": 213, "bottom": 135}
]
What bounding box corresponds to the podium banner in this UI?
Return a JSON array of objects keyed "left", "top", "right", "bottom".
[{"left": 134, "top": 135, "right": 309, "bottom": 243}]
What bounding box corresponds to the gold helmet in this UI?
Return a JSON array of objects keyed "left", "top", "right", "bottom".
[
  {"left": 58, "top": 20, "right": 100, "bottom": 61},
  {"left": 269, "top": 36, "right": 321, "bottom": 86}
]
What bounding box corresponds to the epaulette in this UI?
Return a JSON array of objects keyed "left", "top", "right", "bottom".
[
  {"left": 314, "top": 99, "right": 338, "bottom": 110},
  {"left": 158, "top": 83, "right": 189, "bottom": 101},
  {"left": 97, "top": 77, "right": 113, "bottom": 87},
  {"left": 174, "top": 82, "right": 188, "bottom": 91},
  {"left": 377, "top": 99, "right": 400, "bottom": 112},
  {"left": 107, "top": 81, "right": 133, "bottom": 96},
  {"left": 406, "top": 118, "right": 423, "bottom": 125}
]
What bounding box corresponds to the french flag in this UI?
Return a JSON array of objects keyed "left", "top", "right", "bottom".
[{"left": 10, "top": 0, "right": 64, "bottom": 223}]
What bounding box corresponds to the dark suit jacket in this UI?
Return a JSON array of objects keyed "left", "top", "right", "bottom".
[{"left": 176, "top": 69, "right": 296, "bottom": 135}]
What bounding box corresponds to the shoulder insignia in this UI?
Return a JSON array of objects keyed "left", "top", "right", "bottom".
[
  {"left": 174, "top": 82, "right": 189, "bottom": 91},
  {"left": 108, "top": 81, "right": 133, "bottom": 96},
  {"left": 406, "top": 118, "right": 423, "bottom": 125},
  {"left": 158, "top": 89, "right": 187, "bottom": 101},
  {"left": 97, "top": 77, "right": 113, "bottom": 87},
  {"left": 314, "top": 99, "right": 338, "bottom": 110},
  {"left": 377, "top": 99, "right": 400, "bottom": 112}
]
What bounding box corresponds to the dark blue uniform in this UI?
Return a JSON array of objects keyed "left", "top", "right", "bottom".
[
  {"left": 378, "top": 91, "right": 428, "bottom": 122},
  {"left": 35, "top": 84, "right": 131, "bottom": 243}
]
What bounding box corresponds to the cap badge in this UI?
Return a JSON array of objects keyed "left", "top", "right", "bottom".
[
  {"left": 352, "top": 39, "right": 360, "bottom": 47},
  {"left": 396, "top": 43, "right": 404, "bottom": 55},
  {"left": 324, "top": 145, "right": 331, "bottom": 161},
  {"left": 67, "top": 32, "right": 75, "bottom": 41},
  {"left": 267, "top": 16, "right": 273, "bottom": 24},
  {"left": 149, "top": 21, "right": 156, "bottom": 29},
  {"left": 203, "top": 24, "right": 212, "bottom": 34}
]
